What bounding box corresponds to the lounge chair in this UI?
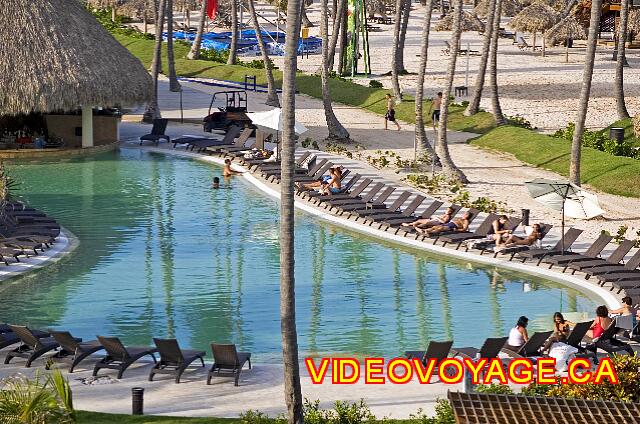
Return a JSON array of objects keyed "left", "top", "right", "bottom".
[
  {"left": 438, "top": 213, "right": 499, "bottom": 248},
  {"left": 425, "top": 208, "right": 481, "bottom": 243},
  {"left": 93, "top": 336, "right": 158, "bottom": 379},
  {"left": 493, "top": 223, "right": 553, "bottom": 258},
  {"left": 369, "top": 195, "right": 427, "bottom": 227},
  {"left": 140, "top": 119, "right": 170, "bottom": 145},
  {"left": 564, "top": 321, "right": 594, "bottom": 355},
  {"left": 514, "top": 228, "right": 584, "bottom": 264},
  {"left": 404, "top": 340, "right": 453, "bottom": 366},
  {"left": 4, "top": 325, "right": 59, "bottom": 367},
  {"left": 312, "top": 178, "right": 373, "bottom": 206},
  {"left": 302, "top": 174, "right": 361, "bottom": 201},
  {"left": 207, "top": 343, "right": 251, "bottom": 386},
  {"left": 325, "top": 183, "right": 387, "bottom": 210},
  {"left": 451, "top": 337, "right": 508, "bottom": 359},
  {"left": 248, "top": 151, "right": 312, "bottom": 173},
  {"left": 587, "top": 249, "right": 640, "bottom": 280},
  {"left": 584, "top": 323, "right": 634, "bottom": 362},
  {"left": 379, "top": 200, "right": 444, "bottom": 233},
  {"left": 149, "top": 338, "right": 206, "bottom": 383},
  {"left": 288, "top": 161, "right": 335, "bottom": 185},
  {"left": 194, "top": 125, "right": 243, "bottom": 152},
  {"left": 210, "top": 128, "right": 254, "bottom": 155},
  {"left": 501, "top": 331, "right": 553, "bottom": 358},
  {"left": 350, "top": 191, "right": 412, "bottom": 221},
  {"left": 566, "top": 240, "right": 635, "bottom": 275},
  {"left": 540, "top": 233, "right": 612, "bottom": 269},
  {"left": 517, "top": 36, "right": 532, "bottom": 51},
  {"left": 50, "top": 331, "right": 104, "bottom": 373},
  {"left": 263, "top": 158, "right": 328, "bottom": 182}
]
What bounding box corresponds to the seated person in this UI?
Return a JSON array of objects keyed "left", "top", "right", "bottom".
[
  {"left": 543, "top": 312, "right": 575, "bottom": 352},
  {"left": 502, "top": 223, "right": 541, "bottom": 248},
  {"left": 486, "top": 215, "right": 511, "bottom": 247},
  {"left": 609, "top": 296, "right": 639, "bottom": 336},
  {"left": 401, "top": 207, "right": 455, "bottom": 228},
  {"left": 420, "top": 211, "right": 471, "bottom": 235},
  {"left": 223, "top": 159, "right": 244, "bottom": 177},
  {"left": 298, "top": 167, "right": 341, "bottom": 191},
  {"left": 586, "top": 305, "right": 612, "bottom": 339},
  {"left": 505, "top": 316, "right": 529, "bottom": 352},
  {"left": 320, "top": 169, "right": 343, "bottom": 195}
]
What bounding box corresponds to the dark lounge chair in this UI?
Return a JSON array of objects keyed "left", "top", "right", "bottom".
[
  {"left": 265, "top": 158, "right": 329, "bottom": 183},
  {"left": 249, "top": 151, "right": 312, "bottom": 173},
  {"left": 438, "top": 213, "right": 498, "bottom": 248},
  {"left": 207, "top": 343, "right": 252, "bottom": 386},
  {"left": 514, "top": 228, "right": 584, "bottom": 264},
  {"left": 501, "top": 331, "right": 553, "bottom": 358},
  {"left": 302, "top": 173, "right": 361, "bottom": 201},
  {"left": 425, "top": 209, "right": 481, "bottom": 243},
  {"left": 4, "top": 325, "right": 59, "bottom": 367},
  {"left": 350, "top": 191, "right": 412, "bottom": 221},
  {"left": 327, "top": 183, "right": 389, "bottom": 211},
  {"left": 140, "top": 118, "right": 170, "bottom": 145},
  {"left": 368, "top": 195, "right": 427, "bottom": 227},
  {"left": 50, "top": 331, "right": 104, "bottom": 373},
  {"left": 314, "top": 178, "right": 373, "bottom": 206},
  {"left": 93, "top": 336, "right": 158, "bottom": 379},
  {"left": 566, "top": 240, "right": 635, "bottom": 275},
  {"left": 404, "top": 340, "right": 453, "bottom": 366},
  {"left": 584, "top": 323, "right": 634, "bottom": 363},
  {"left": 564, "top": 321, "right": 594, "bottom": 358},
  {"left": 494, "top": 223, "right": 554, "bottom": 258},
  {"left": 540, "top": 233, "right": 612, "bottom": 268},
  {"left": 588, "top": 249, "right": 640, "bottom": 280},
  {"left": 451, "top": 337, "right": 508, "bottom": 359},
  {"left": 380, "top": 200, "right": 444, "bottom": 233},
  {"left": 149, "top": 338, "right": 206, "bottom": 383},
  {"left": 194, "top": 125, "right": 243, "bottom": 152}
]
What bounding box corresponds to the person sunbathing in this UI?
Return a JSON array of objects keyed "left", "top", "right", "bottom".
[
  {"left": 223, "top": 159, "right": 243, "bottom": 177},
  {"left": 320, "top": 168, "right": 343, "bottom": 195},
  {"left": 503, "top": 223, "right": 541, "bottom": 247},
  {"left": 420, "top": 211, "right": 471, "bottom": 235},
  {"left": 298, "top": 167, "right": 341, "bottom": 191},
  {"left": 401, "top": 207, "right": 455, "bottom": 229}
]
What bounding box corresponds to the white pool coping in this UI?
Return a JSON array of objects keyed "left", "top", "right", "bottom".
[{"left": 129, "top": 143, "right": 622, "bottom": 310}]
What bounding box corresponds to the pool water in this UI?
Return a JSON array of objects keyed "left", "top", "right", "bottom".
[{"left": 0, "top": 149, "right": 598, "bottom": 360}]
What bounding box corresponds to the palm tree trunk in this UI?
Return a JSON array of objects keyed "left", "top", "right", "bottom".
[
  {"left": 280, "top": 0, "right": 304, "bottom": 421},
  {"left": 302, "top": 3, "right": 314, "bottom": 27},
  {"left": 569, "top": 0, "right": 603, "bottom": 185},
  {"left": 396, "top": 0, "right": 410, "bottom": 73},
  {"left": 541, "top": 31, "right": 546, "bottom": 57},
  {"left": 337, "top": 6, "right": 348, "bottom": 74},
  {"left": 227, "top": 0, "right": 239, "bottom": 64},
  {"left": 464, "top": 0, "right": 496, "bottom": 116},
  {"left": 248, "top": 0, "right": 280, "bottom": 106},
  {"left": 328, "top": 0, "right": 347, "bottom": 70},
  {"left": 143, "top": 0, "right": 167, "bottom": 122},
  {"left": 167, "top": 0, "right": 181, "bottom": 92},
  {"left": 415, "top": 0, "right": 438, "bottom": 160},
  {"left": 188, "top": 0, "right": 208, "bottom": 59},
  {"left": 488, "top": 0, "right": 505, "bottom": 125},
  {"left": 532, "top": 32, "right": 536, "bottom": 51},
  {"left": 320, "top": 0, "right": 350, "bottom": 141},
  {"left": 436, "top": 0, "right": 468, "bottom": 183},
  {"left": 391, "top": 0, "right": 404, "bottom": 100},
  {"left": 616, "top": 0, "right": 630, "bottom": 119}
]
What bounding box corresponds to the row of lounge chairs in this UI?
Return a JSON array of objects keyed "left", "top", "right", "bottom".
[
  {"left": 162, "top": 125, "right": 640, "bottom": 303},
  {"left": 0, "top": 325, "right": 251, "bottom": 385}
]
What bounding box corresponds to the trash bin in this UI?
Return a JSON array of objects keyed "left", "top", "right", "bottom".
[
  {"left": 521, "top": 209, "right": 530, "bottom": 227},
  {"left": 609, "top": 127, "right": 625, "bottom": 143}
]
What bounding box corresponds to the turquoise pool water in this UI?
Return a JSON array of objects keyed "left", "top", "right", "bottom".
[{"left": 0, "top": 149, "right": 598, "bottom": 360}]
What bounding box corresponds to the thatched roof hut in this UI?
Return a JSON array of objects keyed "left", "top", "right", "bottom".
[
  {"left": 0, "top": 0, "right": 152, "bottom": 117},
  {"left": 474, "top": 0, "right": 522, "bottom": 18},
  {"left": 434, "top": 11, "right": 485, "bottom": 32},
  {"left": 546, "top": 15, "right": 586, "bottom": 62},
  {"left": 509, "top": 2, "right": 559, "bottom": 56}
]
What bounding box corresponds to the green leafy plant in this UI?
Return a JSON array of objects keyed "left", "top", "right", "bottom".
[
  {"left": 240, "top": 409, "right": 273, "bottom": 424},
  {"left": 368, "top": 80, "right": 383, "bottom": 88},
  {"left": 406, "top": 400, "right": 455, "bottom": 424},
  {"left": 474, "top": 383, "right": 514, "bottom": 395},
  {"left": 0, "top": 161, "right": 19, "bottom": 202},
  {"left": 90, "top": 8, "right": 154, "bottom": 40},
  {"left": 506, "top": 115, "right": 533, "bottom": 130}
]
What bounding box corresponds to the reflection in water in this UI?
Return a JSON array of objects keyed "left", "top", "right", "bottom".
[{"left": 0, "top": 149, "right": 599, "bottom": 359}]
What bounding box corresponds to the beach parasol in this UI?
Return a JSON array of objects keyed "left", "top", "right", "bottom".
[
  {"left": 524, "top": 178, "right": 604, "bottom": 252},
  {"left": 474, "top": 0, "right": 522, "bottom": 18},
  {"left": 246, "top": 108, "right": 307, "bottom": 159},
  {"left": 509, "top": 3, "right": 559, "bottom": 56},
  {"left": 545, "top": 15, "right": 586, "bottom": 62}
]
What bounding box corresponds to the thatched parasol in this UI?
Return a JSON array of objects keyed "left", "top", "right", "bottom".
[
  {"left": 474, "top": 0, "right": 522, "bottom": 18},
  {"left": 434, "top": 11, "right": 485, "bottom": 32},
  {"left": 546, "top": 15, "right": 586, "bottom": 62},
  {"left": 0, "top": 0, "right": 152, "bottom": 117},
  {"left": 509, "top": 2, "right": 559, "bottom": 56}
]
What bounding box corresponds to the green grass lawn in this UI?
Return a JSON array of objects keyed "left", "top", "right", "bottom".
[
  {"left": 114, "top": 34, "right": 495, "bottom": 134},
  {"left": 470, "top": 126, "right": 640, "bottom": 198},
  {"left": 77, "top": 411, "right": 242, "bottom": 423}
]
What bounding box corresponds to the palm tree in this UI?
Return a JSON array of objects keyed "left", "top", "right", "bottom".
[
  {"left": 488, "top": 0, "right": 505, "bottom": 125},
  {"left": 436, "top": 0, "right": 468, "bottom": 182},
  {"left": 227, "top": 0, "right": 238, "bottom": 64},
  {"left": 464, "top": 0, "right": 496, "bottom": 116},
  {"left": 569, "top": 0, "right": 603, "bottom": 185},
  {"left": 248, "top": 0, "right": 280, "bottom": 106},
  {"left": 391, "top": 0, "right": 405, "bottom": 100},
  {"left": 328, "top": 0, "right": 347, "bottom": 70},
  {"left": 280, "top": 0, "right": 304, "bottom": 421},
  {"left": 166, "top": 0, "right": 181, "bottom": 92},
  {"left": 188, "top": 0, "right": 208, "bottom": 59},
  {"left": 143, "top": 0, "right": 167, "bottom": 122},
  {"left": 414, "top": 0, "right": 439, "bottom": 160},
  {"left": 616, "top": 0, "right": 630, "bottom": 119},
  {"left": 320, "top": 0, "right": 351, "bottom": 141},
  {"left": 396, "top": 1, "right": 411, "bottom": 73}
]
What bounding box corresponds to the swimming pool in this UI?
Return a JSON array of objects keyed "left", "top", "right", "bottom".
[{"left": 0, "top": 149, "right": 598, "bottom": 360}]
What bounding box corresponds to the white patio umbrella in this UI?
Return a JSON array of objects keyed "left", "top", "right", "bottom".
[
  {"left": 524, "top": 178, "right": 604, "bottom": 252},
  {"left": 245, "top": 108, "right": 308, "bottom": 135}
]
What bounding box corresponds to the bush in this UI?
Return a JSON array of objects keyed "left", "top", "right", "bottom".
[
  {"left": 90, "top": 8, "right": 154, "bottom": 40},
  {"left": 407, "top": 400, "right": 455, "bottom": 424},
  {"left": 369, "top": 80, "right": 384, "bottom": 88},
  {"left": 506, "top": 115, "right": 533, "bottom": 130},
  {"left": 474, "top": 383, "right": 514, "bottom": 395},
  {"left": 553, "top": 122, "right": 639, "bottom": 160}
]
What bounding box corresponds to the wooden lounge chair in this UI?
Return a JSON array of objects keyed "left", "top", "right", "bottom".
[
  {"left": 50, "top": 331, "right": 104, "bottom": 373},
  {"left": 438, "top": 213, "right": 498, "bottom": 248},
  {"left": 470, "top": 218, "right": 526, "bottom": 255},
  {"left": 451, "top": 337, "right": 508, "bottom": 359},
  {"left": 492, "top": 223, "right": 553, "bottom": 258},
  {"left": 404, "top": 340, "right": 453, "bottom": 367},
  {"left": 379, "top": 200, "right": 444, "bottom": 234},
  {"left": 149, "top": 338, "right": 206, "bottom": 383},
  {"left": 312, "top": 178, "right": 372, "bottom": 206},
  {"left": 350, "top": 191, "right": 412, "bottom": 221},
  {"left": 302, "top": 173, "right": 361, "bottom": 201},
  {"left": 540, "top": 233, "right": 612, "bottom": 269},
  {"left": 140, "top": 119, "right": 170, "bottom": 145},
  {"left": 564, "top": 321, "right": 593, "bottom": 352},
  {"left": 566, "top": 240, "right": 635, "bottom": 275},
  {"left": 4, "top": 325, "right": 59, "bottom": 368},
  {"left": 93, "top": 336, "right": 158, "bottom": 379},
  {"left": 584, "top": 323, "right": 633, "bottom": 362},
  {"left": 514, "top": 228, "right": 584, "bottom": 264},
  {"left": 425, "top": 208, "right": 481, "bottom": 243},
  {"left": 219, "top": 128, "right": 255, "bottom": 155},
  {"left": 368, "top": 195, "right": 427, "bottom": 227},
  {"left": 501, "top": 331, "right": 553, "bottom": 358},
  {"left": 248, "top": 151, "right": 312, "bottom": 173},
  {"left": 207, "top": 343, "right": 251, "bottom": 386},
  {"left": 325, "top": 183, "right": 387, "bottom": 210},
  {"left": 193, "top": 126, "right": 243, "bottom": 152},
  {"left": 288, "top": 161, "right": 335, "bottom": 185},
  {"left": 585, "top": 249, "right": 640, "bottom": 280}
]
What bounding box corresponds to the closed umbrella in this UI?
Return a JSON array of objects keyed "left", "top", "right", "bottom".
[{"left": 524, "top": 178, "right": 604, "bottom": 252}]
